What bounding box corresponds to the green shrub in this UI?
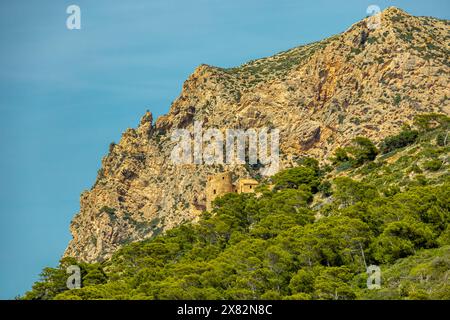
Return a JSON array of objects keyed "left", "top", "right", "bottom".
[
  {"left": 393, "top": 94, "right": 402, "bottom": 106},
  {"left": 422, "top": 159, "right": 442, "bottom": 171},
  {"left": 318, "top": 180, "right": 332, "bottom": 197},
  {"left": 272, "top": 166, "right": 320, "bottom": 192},
  {"left": 348, "top": 137, "right": 379, "bottom": 166},
  {"left": 436, "top": 132, "right": 448, "bottom": 146},
  {"left": 414, "top": 113, "right": 450, "bottom": 132},
  {"left": 331, "top": 148, "right": 350, "bottom": 165},
  {"left": 379, "top": 129, "right": 418, "bottom": 154},
  {"left": 100, "top": 206, "right": 116, "bottom": 215}
]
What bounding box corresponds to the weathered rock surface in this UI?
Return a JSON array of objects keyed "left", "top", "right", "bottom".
[{"left": 64, "top": 7, "right": 450, "bottom": 262}]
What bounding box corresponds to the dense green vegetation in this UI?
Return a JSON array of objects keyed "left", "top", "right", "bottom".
[
  {"left": 379, "top": 126, "right": 418, "bottom": 154},
  {"left": 23, "top": 114, "right": 449, "bottom": 300},
  {"left": 332, "top": 136, "right": 379, "bottom": 168}
]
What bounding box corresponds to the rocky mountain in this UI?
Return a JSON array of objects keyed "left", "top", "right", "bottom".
[{"left": 64, "top": 7, "right": 449, "bottom": 263}]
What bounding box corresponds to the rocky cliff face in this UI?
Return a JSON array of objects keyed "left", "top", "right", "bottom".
[{"left": 64, "top": 7, "right": 450, "bottom": 262}]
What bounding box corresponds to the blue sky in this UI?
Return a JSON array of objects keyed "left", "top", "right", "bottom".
[{"left": 0, "top": 0, "right": 448, "bottom": 299}]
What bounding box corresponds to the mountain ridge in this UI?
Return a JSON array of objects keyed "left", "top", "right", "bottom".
[{"left": 64, "top": 7, "right": 450, "bottom": 263}]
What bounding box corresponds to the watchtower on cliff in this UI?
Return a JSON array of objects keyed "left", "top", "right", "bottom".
[
  {"left": 205, "top": 172, "right": 234, "bottom": 211},
  {"left": 205, "top": 173, "right": 260, "bottom": 211}
]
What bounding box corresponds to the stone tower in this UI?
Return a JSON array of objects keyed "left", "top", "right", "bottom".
[{"left": 205, "top": 172, "right": 234, "bottom": 211}]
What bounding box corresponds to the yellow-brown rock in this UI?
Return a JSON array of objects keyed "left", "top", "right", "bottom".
[{"left": 64, "top": 7, "right": 450, "bottom": 262}]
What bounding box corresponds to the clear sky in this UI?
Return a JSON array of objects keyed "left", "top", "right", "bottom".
[{"left": 0, "top": 0, "right": 448, "bottom": 299}]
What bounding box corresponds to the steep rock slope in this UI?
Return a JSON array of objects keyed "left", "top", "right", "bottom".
[{"left": 64, "top": 7, "right": 449, "bottom": 262}]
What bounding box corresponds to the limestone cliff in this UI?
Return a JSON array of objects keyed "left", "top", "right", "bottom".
[{"left": 64, "top": 7, "right": 450, "bottom": 262}]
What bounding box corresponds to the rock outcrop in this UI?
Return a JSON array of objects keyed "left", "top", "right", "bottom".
[{"left": 64, "top": 7, "right": 450, "bottom": 262}]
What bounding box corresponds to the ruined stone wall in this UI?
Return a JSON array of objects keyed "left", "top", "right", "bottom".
[{"left": 236, "top": 179, "right": 259, "bottom": 194}]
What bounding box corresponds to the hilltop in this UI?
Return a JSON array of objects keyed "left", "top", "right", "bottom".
[{"left": 64, "top": 7, "right": 449, "bottom": 263}]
